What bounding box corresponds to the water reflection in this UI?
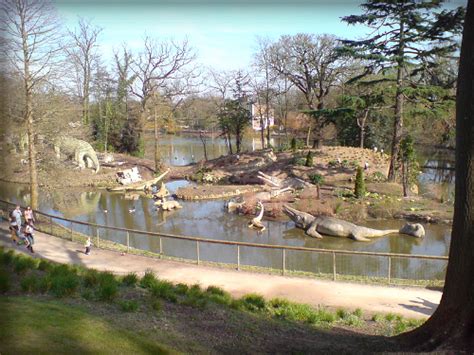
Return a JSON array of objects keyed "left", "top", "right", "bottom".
[{"left": 0, "top": 180, "right": 450, "bottom": 280}]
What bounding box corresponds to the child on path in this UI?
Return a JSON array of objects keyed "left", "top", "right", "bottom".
[
  {"left": 24, "top": 221, "right": 35, "bottom": 253},
  {"left": 9, "top": 217, "right": 20, "bottom": 244},
  {"left": 24, "top": 206, "right": 35, "bottom": 226},
  {"left": 84, "top": 237, "right": 92, "bottom": 255}
]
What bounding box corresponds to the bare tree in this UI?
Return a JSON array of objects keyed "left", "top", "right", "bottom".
[
  {"left": 269, "top": 34, "right": 352, "bottom": 146},
  {"left": 253, "top": 36, "right": 278, "bottom": 149},
  {"left": 128, "top": 36, "right": 197, "bottom": 170},
  {"left": 1, "top": 0, "right": 63, "bottom": 209},
  {"left": 66, "top": 18, "right": 102, "bottom": 125}
]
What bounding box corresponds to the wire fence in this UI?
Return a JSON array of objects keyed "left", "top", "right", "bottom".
[{"left": 0, "top": 199, "right": 448, "bottom": 286}]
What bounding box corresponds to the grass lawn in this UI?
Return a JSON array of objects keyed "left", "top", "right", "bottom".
[{"left": 0, "top": 297, "right": 174, "bottom": 354}]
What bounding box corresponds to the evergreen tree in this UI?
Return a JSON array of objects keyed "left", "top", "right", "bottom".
[
  {"left": 341, "top": 0, "right": 464, "bottom": 181},
  {"left": 354, "top": 167, "right": 366, "bottom": 198}
]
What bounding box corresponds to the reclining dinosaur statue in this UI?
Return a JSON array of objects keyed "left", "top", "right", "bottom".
[
  {"left": 283, "top": 205, "right": 425, "bottom": 242},
  {"left": 53, "top": 136, "right": 100, "bottom": 173}
]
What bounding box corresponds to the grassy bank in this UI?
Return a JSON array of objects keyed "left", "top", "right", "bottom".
[{"left": 0, "top": 247, "right": 425, "bottom": 353}]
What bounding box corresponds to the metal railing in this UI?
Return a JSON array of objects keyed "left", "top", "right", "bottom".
[{"left": 0, "top": 199, "right": 448, "bottom": 285}]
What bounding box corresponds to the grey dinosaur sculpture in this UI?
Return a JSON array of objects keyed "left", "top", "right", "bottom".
[
  {"left": 283, "top": 205, "right": 425, "bottom": 242},
  {"left": 53, "top": 136, "right": 100, "bottom": 173}
]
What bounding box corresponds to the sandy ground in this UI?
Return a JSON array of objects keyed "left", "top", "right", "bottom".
[{"left": 0, "top": 222, "right": 441, "bottom": 319}]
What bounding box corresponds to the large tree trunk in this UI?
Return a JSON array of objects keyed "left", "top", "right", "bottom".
[
  {"left": 26, "top": 97, "right": 39, "bottom": 210},
  {"left": 388, "top": 21, "right": 405, "bottom": 182},
  {"left": 398, "top": 2, "right": 474, "bottom": 350}
]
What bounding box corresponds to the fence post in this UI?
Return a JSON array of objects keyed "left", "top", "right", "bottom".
[
  {"left": 70, "top": 221, "right": 73, "bottom": 241},
  {"left": 282, "top": 249, "right": 286, "bottom": 275},
  {"left": 126, "top": 231, "right": 130, "bottom": 253},
  {"left": 237, "top": 245, "right": 240, "bottom": 271},
  {"left": 96, "top": 228, "right": 100, "bottom": 248},
  {"left": 388, "top": 256, "right": 392, "bottom": 284},
  {"left": 333, "top": 252, "right": 337, "bottom": 281},
  {"left": 159, "top": 237, "right": 163, "bottom": 258},
  {"left": 196, "top": 241, "right": 200, "bottom": 265}
]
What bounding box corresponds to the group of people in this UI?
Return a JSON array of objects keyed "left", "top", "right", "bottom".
[{"left": 8, "top": 205, "right": 36, "bottom": 253}]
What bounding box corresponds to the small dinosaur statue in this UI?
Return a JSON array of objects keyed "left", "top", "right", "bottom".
[{"left": 283, "top": 205, "right": 425, "bottom": 242}]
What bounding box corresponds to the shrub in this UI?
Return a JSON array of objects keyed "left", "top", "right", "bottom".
[
  {"left": 237, "top": 294, "right": 266, "bottom": 312},
  {"left": 37, "top": 276, "right": 51, "bottom": 293},
  {"left": 140, "top": 270, "right": 158, "bottom": 289},
  {"left": 0, "top": 270, "right": 10, "bottom": 293},
  {"left": 309, "top": 173, "right": 324, "bottom": 186},
  {"left": 290, "top": 137, "right": 297, "bottom": 152},
  {"left": 38, "top": 259, "right": 52, "bottom": 271},
  {"left": 83, "top": 269, "right": 101, "bottom": 288},
  {"left": 306, "top": 307, "right": 336, "bottom": 326},
  {"left": 336, "top": 308, "right": 348, "bottom": 319},
  {"left": 0, "top": 249, "right": 15, "bottom": 266},
  {"left": 118, "top": 300, "right": 139, "bottom": 312},
  {"left": 353, "top": 308, "right": 363, "bottom": 318},
  {"left": 344, "top": 314, "right": 364, "bottom": 327},
  {"left": 205, "top": 286, "right": 232, "bottom": 305},
  {"left": 121, "top": 273, "right": 138, "bottom": 287},
  {"left": 151, "top": 299, "right": 163, "bottom": 312},
  {"left": 49, "top": 272, "right": 80, "bottom": 298},
  {"left": 13, "top": 255, "right": 38, "bottom": 274},
  {"left": 292, "top": 156, "right": 306, "bottom": 166},
  {"left": 21, "top": 274, "right": 39, "bottom": 293},
  {"left": 305, "top": 151, "right": 314, "bottom": 167},
  {"left": 180, "top": 284, "right": 207, "bottom": 308},
  {"left": 81, "top": 289, "right": 94, "bottom": 301},
  {"left": 385, "top": 313, "right": 396, "bottom": 322},
  {"left": 96, "top": 272, "right": 119, "bottom": 302},
  {"left": 175, "top": 283, "right": 189, "bottom": 295},
  {"left": 354, "top": 167, "right": 366, "bottom": 198},
  {"left": 150, "top": 280, "right": 178, "bottom": 303}
]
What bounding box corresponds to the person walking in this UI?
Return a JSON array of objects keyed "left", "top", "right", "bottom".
[
  {"left": 84, "top": 237, "right": 92, "bottom": 256},
  {"left": 24, "top": 221, "right": 35, "bottom": 253},
  {"left": 24, "top": 206, "right": 35, "bottom": 226},
  {"left": 12, "top": 205, "right": 22, "bottom": 227}
]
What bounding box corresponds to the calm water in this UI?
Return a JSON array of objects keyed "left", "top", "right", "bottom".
[
  {"left": 0, "top": 178, "right": 450, "bottom": 280},
  {"left": 0, "top": 136, "right": 454, "bottom": 280}
]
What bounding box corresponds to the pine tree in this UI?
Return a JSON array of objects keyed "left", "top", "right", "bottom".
[
  {"left": 354, "top": 167, "right": 366, "bottom": 198},
  {"left": 341, "top": 0, "right": 464, "bottom": 181}
]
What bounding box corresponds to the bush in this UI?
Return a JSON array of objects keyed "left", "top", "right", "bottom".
[
  {"left": 96, "top": 272, "right": 119, "bottom": 302},
  {"left": 121, "top": 273, "right": 138, "bottom": 287},
  {"left": 13, "top": 255, "right": 39, "bottom": 274},
  {"left": 336, "top": 308, "right": 348, "bottom": 319},
  {"left": 0, "top": 270, "right": 10, "bottom": 293},
  {"left": 306, "top": 307, "right": 336, "bottom": 326},
  {"left": 49, "top": 272, "right": 80, "bottom": 298},
  {"left": 180, "top": 284, "right": 207, "bottom": 308},
  {"left": 175, "top": 283, "right": 189, "bottom": 295},
  {"left": 344, "top": 314, "right": 364, "bottom": 327},
  {"left": 151, "top": 299, "right": 163, "bottom": 312},
  {"left": 118, "top": 300, "right": 139, "bottom": 312},
  {"left": 305, "top": 151, "right": 314, "bottom": 167},
  {"left": 354, "top": 167, "right": 366, "bottom": 198},
  {"left": 290, "top": 137, "right": 297, "bottom": 152},
  {"left": 0, "top": 249, "right": 15, "bottom": 266},
  {"left": 81, "top": 289, "right": 94, "bottom": 301},
  {"left": 38, "top": 259, "right": 52, "bottom": 271},
  {"left": 150, "top": 280, "right": 177, "bottom": 303},
  {"left": 205, "top": 286, "right": 232, "bottom": 306},
  {"left": 309, "top": 173, "right": 324, "bottom": 186},
  {"left": 83, "top": 269, "right": 101, "bottom": 288},
  {"left": 140, "top": 270, "right": 158, "bottom": 289},
  {"left": 237, "top": 294, "right": 266, "bottom": 312},
  {"left": 20, "top": 274, "right": 39, "bottom": 293}
]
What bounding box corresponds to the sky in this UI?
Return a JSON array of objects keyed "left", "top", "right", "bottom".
[{"left": 54, "top": 0, "right": 467, "bottom": 71}]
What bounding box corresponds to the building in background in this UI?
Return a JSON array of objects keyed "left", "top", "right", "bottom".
[{"left": 250, "top": 103, "right": 274, "bottom": 131}]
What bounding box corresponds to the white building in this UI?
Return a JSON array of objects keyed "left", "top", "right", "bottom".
[{"left": 250, "top": 103, "right": 275, "bottom": 131}]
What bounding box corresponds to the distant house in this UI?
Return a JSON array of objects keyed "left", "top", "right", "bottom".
[{"left": 250, "top": 103, "right": 275, "bottom": 131}]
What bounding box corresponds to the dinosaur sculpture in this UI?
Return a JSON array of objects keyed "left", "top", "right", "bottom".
[
  {"left": 153, "top": 182, "right": 170, "bottom": 199},
  {"left": 248, "top": 201, "right": 266, "bottom": 232},
  {"left": 53, "top": 136, "right": 100, "bottom": 173},
  {"left": 283, "top": 205, "right": 425, "bottom": 242},
  {"left": 154, "top": 198, "right": 182, "bottom": 211}
]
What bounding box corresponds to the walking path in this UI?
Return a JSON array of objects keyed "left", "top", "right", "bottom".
[{"left": 0, "top": 222, "right": 441, "bottom": 319}]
